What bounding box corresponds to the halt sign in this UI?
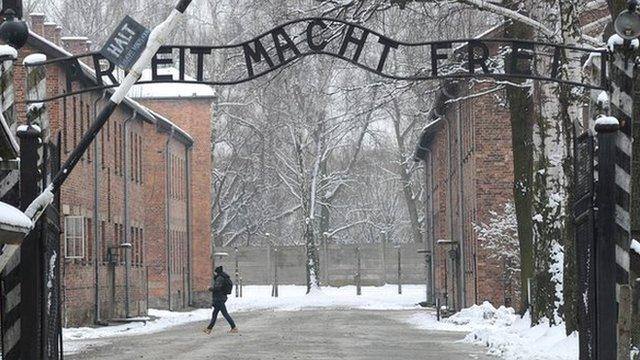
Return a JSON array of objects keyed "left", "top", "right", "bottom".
[{"left": 100, "top": 16, "right": 150, "bottom": 70}]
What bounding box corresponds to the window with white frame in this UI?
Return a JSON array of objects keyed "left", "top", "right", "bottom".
[{"left": 64, "top": 216, "right": 85, "bottom": 259}]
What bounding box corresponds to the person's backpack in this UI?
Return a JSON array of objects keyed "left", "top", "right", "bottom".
[{"left": 222, "top": 276, "right": 233, "bottom": 295}]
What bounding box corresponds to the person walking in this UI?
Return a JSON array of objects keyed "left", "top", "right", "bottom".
[{"left": 204, "top": 266, "right": 238, "bottom": 334}]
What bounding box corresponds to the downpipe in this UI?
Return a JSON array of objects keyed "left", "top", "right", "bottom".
[
  {"left": 123, "top": 111, "right": 137, "bottom": 318},
  {"left": 93, "top": 91, "right": 107, "bottom": 325},
  {"left": 165, "top": 128, "right": 175, "bottom": 310},
  {"left": 24, "top": 0, "right": 194, "bottom": 224}
]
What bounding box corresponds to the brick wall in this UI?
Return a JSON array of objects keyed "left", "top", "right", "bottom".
[
  {"left": 136, "top": 98, "right": 214, "bottom": 306},
  {"left": 427, "top": 83, "right": 517, "bottom": 310},
  {"left": 11, "top": 14, "right": 209, "bottom": 326}
]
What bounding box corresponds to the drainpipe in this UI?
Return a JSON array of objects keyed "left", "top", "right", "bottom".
[
  {"left": 123, "top": 110, "right": 137, "bottom": 318},
  {"left": 93, "top": 91, "right": 107, "bottom": 325},
  {"left": 441, "top": 85, "right": 462, "bottom": 311},
  {"left": 455, "top": 104, "right": 467, "bottom": 308},
  {"left": 425, "top": 148, "right": 436, "bottom": 305},
  {"left": 185, "top": 146, "right": 193, "bottom": 306},
  {"left": 165, "top": 127, "right": 175, "bottom": 310},
  {"left": 443, "top": 113, "right": 455, "bottom": 310}
]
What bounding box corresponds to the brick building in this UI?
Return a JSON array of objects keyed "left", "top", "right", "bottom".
[
  {"left": 419, "top": 72, "right": 515, "bottom": 311},
  {"left": 9, "top": 14, "right": 214, "bottom": 326},
  {"left": 415, "top": 5, "right": 610, "bottom": 311}
]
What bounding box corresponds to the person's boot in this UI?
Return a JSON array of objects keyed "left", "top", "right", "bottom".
[
  {"left": 203, "top": 327, "right": 212, "bottom": 335},
  {"left": 229, "top": 327, "right": 238, "bottom": 334}
]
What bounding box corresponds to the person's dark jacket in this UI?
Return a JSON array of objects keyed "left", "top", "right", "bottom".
[{"left": 210, "top": 271, "right": 231, "bottom": 300}]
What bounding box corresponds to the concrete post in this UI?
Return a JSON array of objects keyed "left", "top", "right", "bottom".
[
  {"left": 397, "top": 247, "right": 402, "bottom": 295},
  {"left": 272, "top": 248, "right": 279, "bottom": 297},
  {"left": 235, "top": 247, "right": 239, "bottom": 298},
  {"left": 355, "top": 247, "right": 361, "bottom": 296}
]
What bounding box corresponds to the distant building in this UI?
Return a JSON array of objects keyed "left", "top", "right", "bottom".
[
  {"left": 4, "top": 14, "right": 214, "bottom": 326},
  {"left": 415, "top": 5, "right": 610, "bottom": 311}
]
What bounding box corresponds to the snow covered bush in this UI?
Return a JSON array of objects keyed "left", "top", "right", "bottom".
[
  {"left": 446, "top": 301, "right": 517, "bottom": 327},
  {"left": 474, "top": 202, "right": 521, "bottom": 305}
]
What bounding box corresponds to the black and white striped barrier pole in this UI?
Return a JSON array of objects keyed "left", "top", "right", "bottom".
[{"left": 23, "top": 0, "right": 193, "bottom": 224}]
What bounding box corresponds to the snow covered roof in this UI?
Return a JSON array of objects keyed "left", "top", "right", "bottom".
[
  {"left": 129, "top": 67, "right": 216, "bottom": 99},
  {"left": 0, "top": 201, "right": 33, "bottom": 244},
  {"left": 148, "top": 109, "right": 193, "bottom": 146}
]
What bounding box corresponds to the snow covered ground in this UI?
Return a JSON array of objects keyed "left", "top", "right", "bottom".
[
  {"left": 404, "top": 301, "right": 578, "bottom": 360},
  {"left": 64, "top": 284, "right": 425, "bottom": 355}
]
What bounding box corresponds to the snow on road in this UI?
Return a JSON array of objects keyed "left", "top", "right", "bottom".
[
  {"left": 403, "top": 301, "right": 578, "bottom": 360},
  {"left": 64, "top": 284, "right": 425, "bottom": 355}
]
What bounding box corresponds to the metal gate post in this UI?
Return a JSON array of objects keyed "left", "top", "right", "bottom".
[
  {"left": 595, "top": 119, "right": 619, "bottom": 360},
  {"left": 574, "top": 132, "right": 596, "bottom": 360},
  {"left": 17, "top": 125, "right": 43, "bottom": 360}
]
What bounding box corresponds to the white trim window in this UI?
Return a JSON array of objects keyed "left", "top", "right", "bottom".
[{"left": 64, "top": 216, "right": 85, "bottom": 259}]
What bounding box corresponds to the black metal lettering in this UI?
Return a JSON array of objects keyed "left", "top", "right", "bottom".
[
  {"left": 468, "top": 40, "right": 491, "bottom": 74},
  {"left": 306, "top": 19, "right": 328, "bottom": 52},
  {"left": 64, "top": 58, "right": 84, "bottom": 93},
  {"left": 509, "top": 41, "right": 533, "bottom": 75},
  {"left": 550, "top": 46, "right": 562, "bottom": 79},
  {"left": 178, "top": 47, "right": 186, "bottom": 80},
  {"left": 431, "top": 42, "right": 452, "bottom": 77},
  {"left": 376, "top": 35, "right": 399, "bottom": 73},
  {"left": 242, "top": 38, "right": 275, "bottom": 78},
  {"left": 152, "top": 47, "right": 173, "bottom": 81},
  {"left": 338, "top": 25, "right": 369, "bottom": 63},
  {"left": 92, "top": 54, "right": 117, "bottom": 87},
  {"left": 190, "top": 46, "right": 212, "bottom": 81},
  {"left": 271, "top": 27, "right": 301, "bottom": 64}
]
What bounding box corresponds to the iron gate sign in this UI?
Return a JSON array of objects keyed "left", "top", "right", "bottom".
[
  {"left": 23, "top": 17, "right": 607, "bottom": 103},
  {"left": 100, "top": 16, "right": 150, "bottom": 71}
]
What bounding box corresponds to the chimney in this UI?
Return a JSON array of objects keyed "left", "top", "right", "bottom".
[
  {"left": 61, "top": 36, "right": 90, "bottom": 56},
  {"left": 29, "top": 13, "right": 45, "bottom": 36},
  {"left": 54, "top": 26, "right": 62, "bottom": 46},
  {"left": 43, "top": 22, "right": 57, "bottom": 44}
]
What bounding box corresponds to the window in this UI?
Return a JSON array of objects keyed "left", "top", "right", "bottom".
[
  {"left": 114, "top": 122, "right": 119, "bottom": 175},
  {"left": 86, "top": 218, "right": 93, "bottom": 263},
  {"left": 130, "top": 132, "right": 135, "bottom": 181},
  {"left": 87, "top": 103, "right": 92, "bottom": 162},
  {"left": 64, "top": 216, "right": 85, "bottom": 259},
  {"left": 138, "top": 135, "right": 143, "bottom": 183},
  {"left": 107, "top": 169, "right": 112, "bottom": 222},
  {"left": 72, "top": 97, "right": 77, "bottom": 148},
  {"left": 101, "top": 128, "right": 105, "bottom": 168},
  {"left": 101, "top": 221, "right": 107, "bottom": 263},
  {"left": 140, "top": 228, "right": 144, "bottom": 265},
  {"left": 80, "top": 98, "right": 84, "bottom": 161},
  {"left": 62, "top": 94, "right": 67, "bottom": 152}
]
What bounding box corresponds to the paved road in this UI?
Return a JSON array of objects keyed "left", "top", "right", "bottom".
[{"left": 68, "top": 309, "right": 493, "bottom": 360}]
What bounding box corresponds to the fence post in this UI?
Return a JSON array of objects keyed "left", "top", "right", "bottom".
[
  {"left": 595, "top": 118, "right": 619, "bottom": 360},
  {"left": 18, "top": 125, "right": 43, "bottom": 360},
  {"left": 355, "top": 247, "right": 361, "bottom": 295},
  {"left": 397, "top": 247, "right": 402, "bottom": 295},
  {"left": 272, "top": 248, "right": 278, "bottom": 297},
  {"left": 234, "top": 247, "right": 239, "bottom": 298}
]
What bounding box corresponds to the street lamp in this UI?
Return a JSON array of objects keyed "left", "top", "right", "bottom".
[
  {"left": 614, "top": 0, "right": 640, "bottom": 39},
  {"left": 0, "top": 9, "right": 28, "bottom": 49}
]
